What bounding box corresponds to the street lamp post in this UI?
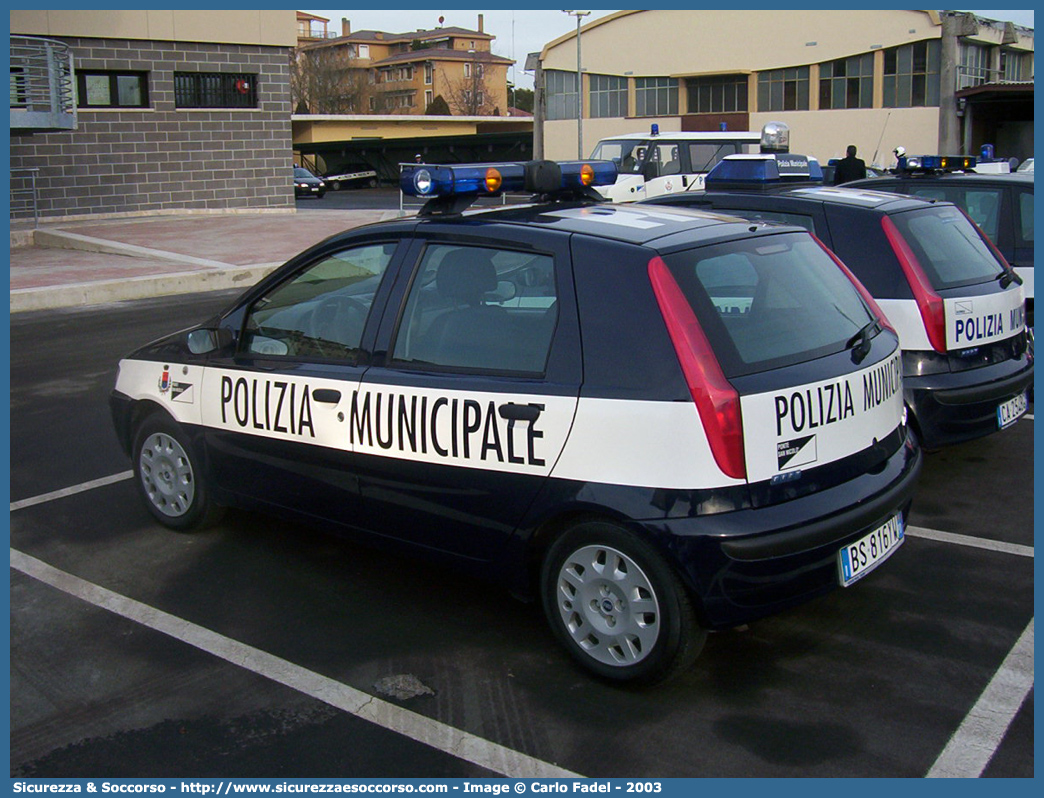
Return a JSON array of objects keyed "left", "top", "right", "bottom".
[{"left": 563, "top": 10, "right": 590, "bottom": 158}]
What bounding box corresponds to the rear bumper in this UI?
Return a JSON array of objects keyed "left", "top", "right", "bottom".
[
  {"left": 645, "top": 433, "right": 922, "bottom": 629},
  {"left": 906, "top": 358, "right": 1033, "bottom": 448}
]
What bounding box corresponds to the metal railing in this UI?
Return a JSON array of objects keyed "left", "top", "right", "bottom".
[
  {"left": 10, "top": 35, "right": 77, "bottom": 131},
  {"left": 10, "top": 168, "right": 41, "bottom": 227},
  {"left": 954, "top": 64, "right": 1031, "bottom": 90}
]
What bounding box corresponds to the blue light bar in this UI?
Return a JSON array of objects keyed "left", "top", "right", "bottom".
[
  {"left": 898, "top": 155, "right": 976, "bottom": 172},
  {"left": 400, "top": 160, "right": 619, "bottom": 198},
  {"left": 705, "top": 153, "right": 822, "bottom": 187}
]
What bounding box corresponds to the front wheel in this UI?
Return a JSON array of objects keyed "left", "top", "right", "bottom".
[
  {"left": 541, "top": 521, "right": 705, "bottom": 685},
  {"left": 132, "top": 413, "right": 222, "bottom": 531}
]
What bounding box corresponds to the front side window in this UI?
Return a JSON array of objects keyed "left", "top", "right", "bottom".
[
  {"left": 889, "top": 206, "right": 1006, "bottom": 290},
  {"left": 242, "top": 243, "right": 396, "bottom": 361},
  {"left": 1017, "top": 190, "right": 1033, "bottom": 245},
  {"left": 757, "top": 67, "right": 809, "bottom": 112},
  {"left": 686, "top": 74, "right": 748, "bottom": 114},
  {"left": 77, "top": 71, "right": 149, "bottom": 108},
  {"left": 819, "top": 54, "right": 873, "bottom": 110},
  {"left": 175, "top": 72, "right": 257, "bottom": 109},
  {"left": 883, "top": 40, "right": 940, "bottom": 107},
  {"left": 635, "top": 77, "right": 678, "bottom": 116},
  {"left": 392, "top": 244, "right": 558, "bottom": 374},
  {"left": 662, "top": 232, "right": 873, "bottom": 376},
  {"left": 589, "top": 73, "right": 628, "bottom": 118}
]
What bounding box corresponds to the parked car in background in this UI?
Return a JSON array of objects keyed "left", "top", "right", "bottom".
[
  {"left": 845, "top": 158, "right": 1034, "bottom": 328},
  {"left": 293, "top": 166, "right": 326, "bottom": 198},
  {"left": 644, "top": 140, "right": 1032, "bottom": 450},
  {"left": 323, "top": 163, "right": 379, "bottom": 190}
]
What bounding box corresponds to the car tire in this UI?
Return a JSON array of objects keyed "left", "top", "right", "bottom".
[
  {"left": 317, "top": 190, "right": 326, "bottom": 198},
  {"left": 367, "top": 177, "right": 378, "bottom": 188},
  {"left": 331, "top": 181, "right": 342, "bottom": 191},
  {"left": 541, "top": 521, "right": 706, "bottom": 685},
  {"left": 132, "top": 412, "right": 222, "bottom": 532}
]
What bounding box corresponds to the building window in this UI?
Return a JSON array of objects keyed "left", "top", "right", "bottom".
[
  {"left": 883, "top": 40, "right": 940, "bottom": 107},
  {"left": 819, "top": 54, "right": 873, "bottom": 109},
  {"left": 174, "top": 72, "right": 257, "bottom": 108},
  {"left": 1001, "top": 50, "right": 1028, "bottom": 81},
  {"left": 686, "top": 74, "right": 748, "bottom": 114},
  {"left": 635, "top": 77, "right": 678, "bottom": 116},
  {"left": 589, "top": 74, "right": 628, "bottom": 118},
  {"left": 424, "top": 63, "right": 433, "bottom": 85},
  {"left": 958, "top": 42, "right": 992, "bottom": 89},
  {"left": 757, "top": 67, "right": 809, "bottom": 111},
  {"left": 546, "top": 69, "right": 578, "bottom": 120},
  {"left": 76, "top": 71, "right": 149, "bottom": 108},
  {"left": 358, "top": 45, "right": 369, "bottom": 59},
  {"left": 425, "top": 89, "right": 433, "bottom": 108}
]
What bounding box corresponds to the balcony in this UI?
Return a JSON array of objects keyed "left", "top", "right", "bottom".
[{"left": 10, "top": 35, "right": 77, "bottom": 133}]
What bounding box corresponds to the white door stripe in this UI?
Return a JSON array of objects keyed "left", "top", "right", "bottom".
[
  {"left": 926, "top": 619, "right": 1034, "bottom": 778},
  {"left": 10, "top": 471, "right": 133, "bottom": 512},
  {"left": 10, "top": 548, "right": 582, "bottom": 780},
  {"left": 906, "top": 525, "right": 1033, "bottom": 558}
]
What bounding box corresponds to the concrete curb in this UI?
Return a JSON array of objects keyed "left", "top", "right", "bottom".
[{"left": 10, "top": 263, "right": 282, "bottom": 313}]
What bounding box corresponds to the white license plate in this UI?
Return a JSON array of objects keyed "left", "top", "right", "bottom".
[
  {"left": 997, "top": 392, "right": 1027, "bottom": 429},
  {"left": 838, "top": 514, "right": 904, "bottom": 587}
]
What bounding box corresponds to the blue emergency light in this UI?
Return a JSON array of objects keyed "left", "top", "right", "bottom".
[
  {"left": 400, "top": 160, "right": 618, "bottom": 199},
  {"left": 705, "top": 153, "right": 823, "bottom": 188},
  {"left": 897, "top": 155, "right": 976, "bottom": 172}
]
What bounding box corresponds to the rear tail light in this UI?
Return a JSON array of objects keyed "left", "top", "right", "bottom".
[
  {"left": 811, "top": 234, "right": 896, "bottom": 334},
  {"left": 648, "top": 256, "right": 746, "bottom": 480},
  {"left": 881, "top": 216, "right": 947, "bottom": 353}
]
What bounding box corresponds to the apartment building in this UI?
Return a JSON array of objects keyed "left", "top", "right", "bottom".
[
  {"left": 538, "top": 10, "right": 1033, "bottom": 165},
  {"left": 294, "top": 14, "right": 514, "bottom": 116}
]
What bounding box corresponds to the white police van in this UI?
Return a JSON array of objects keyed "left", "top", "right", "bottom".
[
  {"left": 645, "top": 128, "right": 1033, "bottom": 449},
  {"left": 589, "top": 125, "right": 761, "bottom": 202},
  {"left": 111, "top": 157, "right": 920, "bottom": 684}
]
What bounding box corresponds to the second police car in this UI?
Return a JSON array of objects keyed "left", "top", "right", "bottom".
[
  {"left": 643, "top": 124, "right": 1033, "bottom": 450},
  {"left": 110, "top": 158, "right": 920, "bottom": 685}
]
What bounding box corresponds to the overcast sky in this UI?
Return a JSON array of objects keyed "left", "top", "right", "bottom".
[{"left": 301, "top": 8, "right": 1035, "bottom": 91}]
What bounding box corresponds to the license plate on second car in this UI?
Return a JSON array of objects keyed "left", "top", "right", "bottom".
[
  {"left": 838, "top": 514, "right": 905, "bottom": 587},
  {"left": 997, "top": 392, "right": 1028, "bottom": 429}
]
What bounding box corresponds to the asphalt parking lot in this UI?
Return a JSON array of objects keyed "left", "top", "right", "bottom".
[{"left": 9, "top": 291, "right": 1034, "bottom": 778}]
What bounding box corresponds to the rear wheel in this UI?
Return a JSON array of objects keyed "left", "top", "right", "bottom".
[
  {"left": 331, "top": 180, "right": 342, "bottom": 191},
  {"left": 541, "top": 521, "right": 705, "bottom": 685},
  {"left": 132, "top": 413, "right": 222, "bottom": 531}
]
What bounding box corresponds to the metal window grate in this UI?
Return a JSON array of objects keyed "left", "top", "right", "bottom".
[{"left": 174, "top": 72, "right": 258, "bottom": 108}]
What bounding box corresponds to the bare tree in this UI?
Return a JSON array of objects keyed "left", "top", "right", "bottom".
[
  {"left": 290, "top": 44, "right": 369, "bottom": 114},
  {"left": 442, "top": 58, "right": 501, "bottom": 116}
]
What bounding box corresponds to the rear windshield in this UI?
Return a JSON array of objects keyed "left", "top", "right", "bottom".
[
  {"left": 888, "top": 206, "right": 1006, "bottom": 290},
  {"left": 661, "top": 232, "right": 875, "bottom": 377}
]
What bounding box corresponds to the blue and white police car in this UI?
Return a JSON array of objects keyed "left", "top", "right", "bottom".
[
  {"left": 643, "top": 128, "right": 1033, "bottom": 450},
  {"left": 111, "top": 158, "right": 920, "bottom": 684}
]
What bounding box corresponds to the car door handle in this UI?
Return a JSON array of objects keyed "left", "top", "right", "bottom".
[
  {"left": 312, "top": 389, "right": 341, "bottom": 404},
  {"left": 498, "top": 403, "right": 542, "bottom": 422}
]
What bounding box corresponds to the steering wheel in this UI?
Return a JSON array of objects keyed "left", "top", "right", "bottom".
[{"left": 312, "top": 295, "right": 369, "bottom": 347}]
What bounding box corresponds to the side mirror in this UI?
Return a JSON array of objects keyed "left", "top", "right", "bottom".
[{"left": 187, "top": 327, "right": 234, "bottom": 355}]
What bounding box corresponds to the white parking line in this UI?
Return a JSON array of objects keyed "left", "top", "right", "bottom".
[
  {"left": 10, "top": 471, "right": 133, "bottom": 512},
  {"left": 926, "top": 619, "right": 1034, "bottom": 778},
  {"left": 10, "top": 473, "right": 1035, "bottom": 777},
  {"left": 906, "top": 525, "right": 1034, "bottom": 558},
  {"left": 10, "top": 548, "right": 582, "bottom": 780}
]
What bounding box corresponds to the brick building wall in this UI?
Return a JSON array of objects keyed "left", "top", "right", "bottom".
[{"left": 10, "top": 37, "right": 294, "bottom": 219}]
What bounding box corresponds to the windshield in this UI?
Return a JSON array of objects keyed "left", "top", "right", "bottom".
[
  {"left": 294, "top": 167, "right": 316, "bottom": 179},
  {"left": 661, "top": 232, "right": 875, "bottom": 377},
  {"left": 590, "top": 139, "right": 643, "bottom": 173},
  {"left": 888, "top": 206, "right": 1006, "bottom": 290}
]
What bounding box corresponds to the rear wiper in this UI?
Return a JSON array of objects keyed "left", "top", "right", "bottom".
[
  {"left": 846, "top": 319, "right": 880, "bottom": 364},
  {"left": 998, "top": 269, "right": 1019, "bottom": 288}
]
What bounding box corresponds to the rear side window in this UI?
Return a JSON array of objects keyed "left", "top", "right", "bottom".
[
  {"left": 888, "top": 206, "right": 1006, "bottom": 290},
  {"left": 661, "top": 232, "right": 875, "bottom": 376},
  {"left": 1017, "top": 190, "right": 1033, "bottom": 245},
  {"left": 392, "top": 244, "right": 558, "bottom": 374}
]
